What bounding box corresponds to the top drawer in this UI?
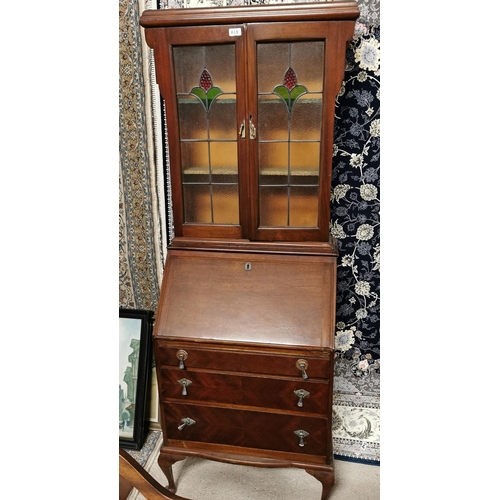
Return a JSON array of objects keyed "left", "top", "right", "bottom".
[{"left": 155, "top": 342, "right": 331, "bottom": 379}]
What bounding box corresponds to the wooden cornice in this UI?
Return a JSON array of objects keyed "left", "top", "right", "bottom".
[{"left": 139, "top": 1, "right": 360, "bottom": 28}]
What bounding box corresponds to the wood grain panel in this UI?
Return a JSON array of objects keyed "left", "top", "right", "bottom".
[
  {"left": 156, "top": 250, "right": 335, "bottom": 348},
  {"left": 164, "top": 403, "right": 327, "bottom": 456},
  {"left": 155, "top": 343, "right": 331, "bottom": 379},
  {"left": 159, "top": 367, "right": 329, "bottom": 414}
]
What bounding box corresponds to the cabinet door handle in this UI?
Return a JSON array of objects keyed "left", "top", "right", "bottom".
[
  {"left": 294, "top": 389, "right": 310, "bottom": 407},
  {"left": 239, "top": 120, "right": 246, "bottom": 138},
  {"left": 249, "top": 117, "right": 256, "bottom": 140},
  {"left": 296, "top": 359, "right": 309, "bottom": 380},
  {"left": 178, "top": 417, "right": 196, "bottom": 431},
  {"left": 178, "top": 378, "right": 192, "bottom": 396},
  {"left": 176, "top": 349, "right": 188, "bottom": 369},
  {"left": 294, "top": 429, "right": 309, "bottom": 447}
]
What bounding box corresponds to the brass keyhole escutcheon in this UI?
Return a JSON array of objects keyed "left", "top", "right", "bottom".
[{"left": 244, "top": 262, "right": 252, "bottom": 271}]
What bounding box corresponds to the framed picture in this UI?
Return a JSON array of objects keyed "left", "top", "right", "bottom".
[{"left": 119, "top": 308, "right": 154, "bottom": 450}]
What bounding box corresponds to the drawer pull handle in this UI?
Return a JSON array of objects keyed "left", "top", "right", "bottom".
[
  {"left": 294, "top": 429, "right": 309, "bottom": 447},
  {"left": 294, "top": 389, "right": 310, "bottom": 407},
  {"left": 296, "top": 359, "right": 309, "bottom": 380},
  {"left": 176, "top": 350, "right": 188, "bottom": 370},
  {"left": 178, "top": 378, "right": 192, "bottom": 396},
  {"left": 178, "top": 417, "right": 196, "bottom": 431}
]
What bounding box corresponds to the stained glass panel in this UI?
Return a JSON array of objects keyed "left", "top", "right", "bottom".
[
  {"left": 173, "top": 43, "right": 239, "bottom": 225},
  {"left": 256, "top": 40, "right": 324, "bottom": 228}
]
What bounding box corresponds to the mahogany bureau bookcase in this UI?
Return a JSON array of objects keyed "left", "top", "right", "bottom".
[{"left": 139, "top": 2, "right": 359, "bottom": 499}]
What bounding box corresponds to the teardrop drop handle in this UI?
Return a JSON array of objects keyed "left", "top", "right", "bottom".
[
  {"left": 294, "top": 389, "right": 310, "bottom": 407},
  {"left": 178, "top": 417, "right": 196, "bottom": 431},
  {"left": 296, "top": 359, "right": 309, "bottom": 380},
  {"left": 176, "top": 350, "right": 188, "bottom": 370},
  {"left": 178, "top": 378, "right": 192, "bottom": 396},
  {"left": 294, "top": 429, "right": 309, "bottom": 447}
]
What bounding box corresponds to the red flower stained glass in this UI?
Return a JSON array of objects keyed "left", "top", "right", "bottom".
[
  {"left": 190, "top": 68, "right": 223, "bottom": 114},
  {"left": 283, "top": 68, "right": 298, "bottom": 90},
  {"left": 272, "top": 67, "right": 307, "bottom": 113},
  {"left": 199, "top": 69, "right": 213, "bottom": 91}
]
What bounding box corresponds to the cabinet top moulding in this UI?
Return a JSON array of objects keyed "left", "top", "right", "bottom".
[{"left": 139, "top": 1, "right": 360, "bottom": 28}]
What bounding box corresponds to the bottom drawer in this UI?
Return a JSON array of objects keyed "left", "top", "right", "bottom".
[{"left": 164, "top": 403, "right": 328, "bottom": 457}]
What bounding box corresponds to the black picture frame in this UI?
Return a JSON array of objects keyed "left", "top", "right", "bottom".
[{"left": 119, "top": 308, "right": 154, "bottom": 450}]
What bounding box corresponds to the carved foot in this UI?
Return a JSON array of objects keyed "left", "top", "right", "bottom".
[
  {"left": 158, "top": 452, "right": 185, "bottom": 493},
  {"left": 306, "top": 469, "right": 335, "bottom": 500}
]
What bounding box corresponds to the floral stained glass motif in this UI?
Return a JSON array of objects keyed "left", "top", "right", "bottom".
[
  {"left": 272, "top": 67, "right": 308, "bottom": 113},
  {"left": 189, "top": 69, "right": 223, "bottom": 114}
]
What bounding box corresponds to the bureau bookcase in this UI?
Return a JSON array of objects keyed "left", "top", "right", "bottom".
[{"left": 139, "top": 2, "right": 359, "bottom": 498}]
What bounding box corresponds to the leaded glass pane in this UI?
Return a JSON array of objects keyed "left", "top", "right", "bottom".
[
  {"left": 290, "top": 41, "right": 324, "bottom": 92},
  {"left": 259, "top": 142, "right": 288, "bottom": 184},
  {"left": 212, "top": 184, "right": 239, "bottom": 224},
  {"left": 259, "top": 186, "right": 288, "bottom": 227},
  {"left": 183, "top": 184, "right": 212, "bottom": 223},
  {"left": 178, "top": 95, "right": 208, "bottom": 140},
  {"left": 181, "top": 142, "right": 209, "bottom": 182},
  {"left": 289, "top": 94, "right": 322, "bottom": 141},
  {"left": 289, "top": 186, "right": 319, "bottom": 227},
  {"left": 258, "top": 94, "right": 288, "bottom": 141},
  {"left": 257, "top": 43, "right": 289, "bottom": 93},
  {"left": 290, "top": 142, "right": 320, "bottom": 179},
  {"left": 209, "top": 94, "right": 237, "bottom": 140},
  {"left": 210, "top": 142, "right": 238, "bottom": 181}
]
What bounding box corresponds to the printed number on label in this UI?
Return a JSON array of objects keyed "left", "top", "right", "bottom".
[{"left": 229, "top": 28, "right": 241, "bottom": 37}]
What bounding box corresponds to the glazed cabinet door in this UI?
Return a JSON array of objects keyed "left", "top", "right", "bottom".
[
  {"left": 145, "top": 25, "right": 249, "bottom": 239},
  {"left": 144, "top": 19, "right": 352, "bottom": 243},
  {"left": 246, "top": 22, "right": 347, "bottom": 242}
]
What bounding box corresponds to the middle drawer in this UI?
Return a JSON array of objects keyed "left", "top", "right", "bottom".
[{"left": 159, "top": 368, "right": 329, "bottom": 415}]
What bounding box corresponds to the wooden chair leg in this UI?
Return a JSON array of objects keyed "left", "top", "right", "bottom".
[{"left": 119, "top": 448, "right": 190, "bottom": 500}]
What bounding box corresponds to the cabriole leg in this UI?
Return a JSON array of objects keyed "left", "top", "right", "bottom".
[
  {"left": 157, "top": 452, "right": 183, "bottom": 493},
  {"left": 306, "top": 469, "right": 335, "bottom": 500}
]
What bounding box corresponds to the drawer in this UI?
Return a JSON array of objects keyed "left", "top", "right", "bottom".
[
  {"left": 164, "top": 403, "right": 328, "bottom": 456},
  {"left": 155, "top": 342, "right": 331, "bottom": 379},
  {"left": 159, "top": 368, "right": 330, "bottom": 414}
]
